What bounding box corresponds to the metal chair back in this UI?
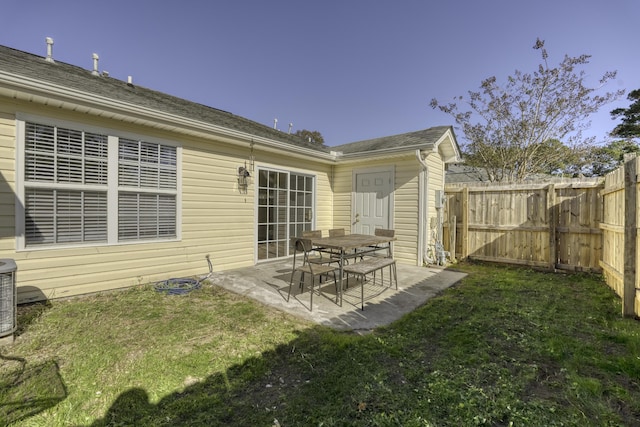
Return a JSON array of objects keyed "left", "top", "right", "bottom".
[
  {"left": 329, "top": 228, "right": 345, "bottom": 237},
  {"left": 374, "top": 228, "right": 395, "bottom": 256}
]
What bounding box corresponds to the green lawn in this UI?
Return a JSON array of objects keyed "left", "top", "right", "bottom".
[{"left": 1, "top": 261, "right": 639, "bottom": 426}]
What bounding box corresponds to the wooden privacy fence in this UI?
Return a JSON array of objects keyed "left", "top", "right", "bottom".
[
  {"left": 599, "top": 154, "right": 640, "bottom": 317},
  {"left": 444, "top": 165, "right": 640, "bottom": 317},
  {"left": 444, "top": 179, "right": 603, "bottom": 272}
]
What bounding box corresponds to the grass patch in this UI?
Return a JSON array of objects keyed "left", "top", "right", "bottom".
[{"left": 1, "top": 262, "right": 639, "bottom": 426}]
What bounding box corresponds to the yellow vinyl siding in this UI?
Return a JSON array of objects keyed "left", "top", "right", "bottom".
[
  {"left": 0, "top": 111, "right": 16, "bottom": 253},
  {"left": 333, "top": 155, "right": 422, "bottom": 266},
  {"left": 425, "top": 151, "right": 445, "bottom": 248},
  {"left": 330, "top": 164, "right": 353, "bottom": 232},
  {"left": 0, "top": 102, "right": 334, "bottom": 302},
  {"left": 391, "top": 157, "right": 421, "bottom": 265},
  {"left": 181, "top": 138, "right": 254, "bottom": 271},
  {"left": 14, "top": 243, "right": 212, "bottom": 302}
]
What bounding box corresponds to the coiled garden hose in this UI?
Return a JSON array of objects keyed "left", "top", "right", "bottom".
[{"left": 153, "top": 255, "right": 213, "bottom": 295}]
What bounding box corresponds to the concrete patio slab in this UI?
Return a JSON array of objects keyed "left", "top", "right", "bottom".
[{"left": 208, "top": 260, "right": 466, "bottom": 333}]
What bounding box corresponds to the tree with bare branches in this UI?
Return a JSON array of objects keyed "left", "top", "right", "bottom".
[{"left": 431, "top": 38, "right": 623, "bottom": 182}]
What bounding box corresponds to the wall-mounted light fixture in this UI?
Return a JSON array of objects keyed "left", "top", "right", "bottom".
[{"left": 238, "top": 164, "right": 251, "bottom": 193}]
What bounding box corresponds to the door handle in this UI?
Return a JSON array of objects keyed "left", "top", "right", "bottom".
[{"left": 355, "top": 213, "right": 360, "bottom": 223}]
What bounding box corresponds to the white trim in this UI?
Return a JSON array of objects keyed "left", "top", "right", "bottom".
[
  {"left": 14, "top": 120, "right": 25, "bottom": 250},
  {"left": 175, "top": 145, "right": 183, "bottom": 242},
  {"left": 336, "top": 151, "right": 423, "bottom": 165},
  {"left": 107, "top": 135, "right": 119, "bottom": 243},
  {"left": 433, "top": 128, "right": 461, "bottom": 163},
  {"left": 416, "top": 149, "right": 434, "bottom": 266},
  {"left": 417, "top": 168, "right": 427, "bottom": 266},
  {"left": 254, "top": 165, "right": 318, "bottom": 263}
]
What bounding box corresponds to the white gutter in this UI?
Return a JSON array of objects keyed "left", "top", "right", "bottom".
[
  {"left": 0, "top": 70, "right": 337, "bottom": 163},
  {"left": 337, "top": 143, "right": 437, "bottom": 162},
  {"left": 416, "top": 149, "right": 431, "bottom": 266}
]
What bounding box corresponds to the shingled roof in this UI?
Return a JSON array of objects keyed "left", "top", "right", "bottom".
[
  {"left": 0, "top": 44, "right": 329, "bottom": 153},
  {"left": 332, "top": 126, "right": 455, "bottom": 154}
]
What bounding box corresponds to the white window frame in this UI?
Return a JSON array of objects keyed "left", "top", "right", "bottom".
[
  {"left": 15, "top": 114, "right": 182, "bottom": 250},
  {"left": 254, "top": 165, "right": 317, "bottom": 262}
]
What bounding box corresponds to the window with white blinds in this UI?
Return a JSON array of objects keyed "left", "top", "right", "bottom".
[
  {"left": 25, "top": 189, "right": 108, "bottom": 245},
  {"left": 117, "top": 138, "right": 177, "bottom": 241},
  {"left": 22, "top": 121, "right": 178, "bottom": 248}
]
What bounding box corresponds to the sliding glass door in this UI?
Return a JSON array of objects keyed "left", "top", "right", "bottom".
[{"left": 257, "top": 168, "right": 314, "bottom": 260}]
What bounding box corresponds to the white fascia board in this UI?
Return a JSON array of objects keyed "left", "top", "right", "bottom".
[
  {"left": 435, "top": 128, "right": 462, "bottom": 163},
  {"left": 336, "top": 143, "right": 437, "bottom": 163},
  {"left": 0, "top": 71, "right": 337, "bottom": 164}
]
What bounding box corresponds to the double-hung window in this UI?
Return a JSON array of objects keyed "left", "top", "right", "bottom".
[
  {"left": 23, "top": 123, "right": 109, "bottom": 245},
  {"left": 19, "top": 119, "right": 179, "bottom": 249}
]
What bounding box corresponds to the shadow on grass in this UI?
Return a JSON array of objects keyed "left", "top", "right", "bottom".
[
  {"left": 15, "top": 286, "right": 52, "bottom": 337},
  {"left": 86, "top": 263, "right": 640, "bottom": 426},
  {"left": 0, "top": 355, "right": 67, "bottom": 425},
  {"left": 0, "top": 288, "right": 61, "bottom": 425},
  {"left": 84, "top": 268, "right": 476, "bottom": 426},
  {"left": 88, "top": 327, "right": 354, "bottom": 426}
]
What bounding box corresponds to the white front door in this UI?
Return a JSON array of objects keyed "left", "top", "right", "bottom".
[{"left": 353, "top": 171, "right": 392, "bottom": 234}]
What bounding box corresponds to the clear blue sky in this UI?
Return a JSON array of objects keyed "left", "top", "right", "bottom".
[{"left": 2, "top": 0, "right": 638, "bottom": 147}]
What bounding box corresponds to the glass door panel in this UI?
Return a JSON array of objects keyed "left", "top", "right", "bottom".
[{"left": 257, "top": 169, "right": 314, "bottom": 261}]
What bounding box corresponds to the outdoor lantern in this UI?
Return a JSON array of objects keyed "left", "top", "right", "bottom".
[{"left": 238, "top": 166, "right": 250, "bottom": 192}]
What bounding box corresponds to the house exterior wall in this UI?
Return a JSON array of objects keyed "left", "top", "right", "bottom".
[
  {"left": 0, "top": 99, "right": 332, "bottom": 302},
  {"left": 394, "top": 156, "right": 422, "bottom": 265},
  {"left": 332, "top": 151, "right": 447, "bottom": 266},
  {"left": 425, "top": 151, "right": 445, "bottom": 244},
  {"left": 0, "top": 112, "right": 16, "bottom": 251}
]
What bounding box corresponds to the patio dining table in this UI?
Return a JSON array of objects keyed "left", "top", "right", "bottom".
[{"left": 309, "top": 233, "right": 396, "bottom": 306}]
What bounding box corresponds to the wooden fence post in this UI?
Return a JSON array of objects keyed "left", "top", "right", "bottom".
[
  {"left": 450, "top": 216, "right": 457, "bottom": 262},
  {"left": 547, "top": 184, "right": 556, "bottom": 271},
  {"left": 623, "top": 154, "right": 637, "bottom": 317},
  {"left": 461, "top": 187, "right": 469, "bottom": 259}
]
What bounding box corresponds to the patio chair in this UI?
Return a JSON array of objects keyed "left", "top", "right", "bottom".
[
  {"left": 371, "top": 228, "right": 395, "bottom": 257},
  {"left": 329, "top": 228, "right": 360, "bottom": 264},
  {"left": 288, "top": 237, "right": 338, "bottom": 311},
  {"left": 328, "top": 228, "right": 345, "bottom": 237},
  {"left": 302, "top": 230, "right": 340, "bottom": 268},
  {"left": 326, "top": 228, "right": 351, "bottom": 262}
]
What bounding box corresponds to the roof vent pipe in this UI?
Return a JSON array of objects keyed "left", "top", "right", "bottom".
[
  {"left": 288, "top": 123, "right": 293, "bottom": 134},
  {"left": 273, "top": 118, "right": 278, "bottom": 130},
  {"left": 91, "top": 53, "right": 99, "bottom": 75},
  {"left": 45, "top": 37, "right": 54, "bottom": 62},
  {"left": 127, "top": 75, "right": 133, "bottom": 85}
]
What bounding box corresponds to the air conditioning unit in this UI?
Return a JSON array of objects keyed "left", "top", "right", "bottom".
[{"left": 0, "top": 259, "right": 17, "bottom": 340}]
